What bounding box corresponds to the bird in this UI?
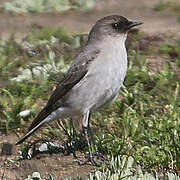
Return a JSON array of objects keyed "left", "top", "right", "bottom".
[{"left": 16, "top": 15, "right": 143, "bottom": 165}]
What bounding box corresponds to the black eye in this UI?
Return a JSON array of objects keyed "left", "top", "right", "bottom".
[{"left": 112, "top": 23, "right": 119, "bottom": 29}]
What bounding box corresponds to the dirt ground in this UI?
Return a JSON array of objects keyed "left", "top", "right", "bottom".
[
  {"left": 0, "top": 0, "right": 180, "bottom": 40},
  {"left": 0, "top": 0, "right": 180, "bottom": 179},
  {"left": 0, "top": 134, "right": 96, "bottom": 179}
]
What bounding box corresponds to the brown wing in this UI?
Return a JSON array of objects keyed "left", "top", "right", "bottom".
[
  {"left": 45, "top": 68, "right": 87, "bottom": 111},
  {"left": 16, "top": 49, "right": 100, "bottom": 145},
  {"left": 28, "top": 49, "right": 100, "bottom": 132},
  {"left": 15, "top": 68, "right": 88, "bottom": 145},
  {"left": 28, "top": 68, "right": 88, "bottom": 132}
]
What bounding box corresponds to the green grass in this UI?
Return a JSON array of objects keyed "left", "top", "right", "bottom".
[
  {"left": 94, "top": 61, "right": 180, "bottom": 168},
  {"left": 0, "top": 0, "right": 95, "bottom": 13},
  {"left": 0, "top": 28, "right": 77, "bottom": 132},
  {"left": 154, "top": 0, "right": 180, "bottom": 21},
  {"left": 0, "top": 28, "right": 180, "bottom": 178}
]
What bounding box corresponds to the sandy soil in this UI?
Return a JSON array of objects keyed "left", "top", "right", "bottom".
[{"left": 0, "top": 0, "right": 180, "bottom": 179}]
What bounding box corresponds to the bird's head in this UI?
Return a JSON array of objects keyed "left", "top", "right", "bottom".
[{"left": 88, "top": 15, "right": 143, "bottom": 42}]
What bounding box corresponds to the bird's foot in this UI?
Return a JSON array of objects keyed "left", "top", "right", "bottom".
[
  {"left": 74, "top": 151, "right": 108, "bottom": 166},
  {"left": 93, "top": 151, "right": 108, "bottom": 162},
  {"left": 75, "top": 154, "right": 100, "bottom": 166}
]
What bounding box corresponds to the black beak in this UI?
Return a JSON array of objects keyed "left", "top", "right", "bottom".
[{"left": 127, "top": 21, "right": 143, "bottom": 29}]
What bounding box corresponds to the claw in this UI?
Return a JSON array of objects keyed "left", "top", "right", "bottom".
[
  {"left": 74, "top": 151, "right": 108, "bottom": 166},
  {"left": 74, "top": 154, "right": 101, "bottom": 166},
  {"left": 82, "top": 118, "right": 109, "bottom": 166},
  {"left": 94, "top": 151, "right": 108, "bottom": 162}
]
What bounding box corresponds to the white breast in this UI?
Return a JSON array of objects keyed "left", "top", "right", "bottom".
[
  {"left": 85, "top": 37, "right": 128, "bottom": 111},
  {"left": 63, "top": 34, "right": 128, "bottom": 114}
]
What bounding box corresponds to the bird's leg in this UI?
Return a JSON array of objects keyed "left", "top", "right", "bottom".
[
  {"left": 74, "top": 111, "right": 108, "bottom": 166},
  {"left": 75, "top": 111, "right": 106, "bottom": 166},
  {"left": 79, "top": 111, "right": 98, "bottom": 165},
  {"left": 88, "top": 126, "right": 108, "bottom": 162},
  {"left": 73, "top": 111, "right": 97, "bottom": 166},
  {"left": 88, "top": 125, "right": 98, "bottom": 153},
  {"left": 83, "top": 126, "right": 97, "bottom": 165}
]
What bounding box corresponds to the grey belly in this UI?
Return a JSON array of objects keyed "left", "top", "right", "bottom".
[
  {"left": 59, "top": 54, "right": 127, "bottom": 115},
  {"left": 62, "top": 72, "right": 124, "bottom": 114}
]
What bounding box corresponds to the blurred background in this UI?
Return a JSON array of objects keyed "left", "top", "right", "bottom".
[
  {"left": 0, "top": 0, "right": 180, "bottom": 179},
  {"left": 0, "top": 0, "right": 180, "bottom": 39}
]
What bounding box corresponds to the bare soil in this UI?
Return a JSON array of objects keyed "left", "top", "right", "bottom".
[
  {"left": 0, "top": 0, "right": 179, "bottom": 40},
  {"left": 0, "top": 134, "right": 96, "bottom": 180},
  {"left": 0, "top": 0, "right": 180, "bottom": 179}
]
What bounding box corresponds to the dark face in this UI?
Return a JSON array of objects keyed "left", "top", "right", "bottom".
[
  {"left": 98, "top": 15, "right": 143, "bottom": 33},
  {"left": 110, "top": 16, "right": 143, "bottom": 32},
  {"left": 88, "top": 15, "right": 143, "bottom": 41}
]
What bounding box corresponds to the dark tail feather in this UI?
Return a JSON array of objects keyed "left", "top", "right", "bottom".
[
  {"left": 16, "top": 108, "right": 51, "bottom": 145},
  {"left": 15, "top": 120, "right": 44, "bottom": 145},
  {"left": 28, "top": 108, "right": 51, "bottom": 132}
]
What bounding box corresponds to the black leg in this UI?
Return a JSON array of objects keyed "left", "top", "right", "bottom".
[
  {"left": 77, "top": 111, "right": 97, "bottom": 165},
  {"left": 83, "top": 127, "right": 92, "bottom": 158},
  {"left": 75, "top": 111, "right": 108, "bottom": 166},
  {"left": 88, "top": 126, "right": 108, "bottom": 161},
  {"left": 83, "top": 126, "right": 98, "bottom": 166},
  {"left": 88, "top": 125, "right": 98, "bottom": 153}
]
